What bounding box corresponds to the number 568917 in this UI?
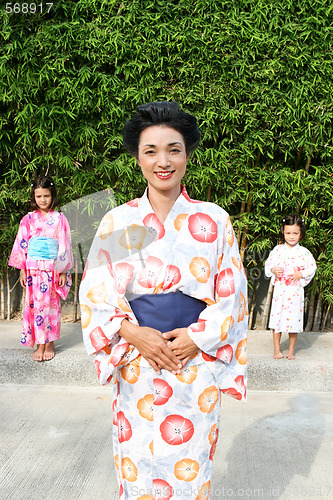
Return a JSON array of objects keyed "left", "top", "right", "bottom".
[{"left": 6, "top": 3, "right": 53, "bottom": 14}]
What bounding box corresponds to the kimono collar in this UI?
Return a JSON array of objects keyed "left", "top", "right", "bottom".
[
  {"left": 284, "top": 242, "right": 300, "bottom": 251},
  {"left": 35, "top": 209, "right": 55, "bottom": 218},
  {"left": 138, "top": 184, "right": 193, "bottom": 224}
]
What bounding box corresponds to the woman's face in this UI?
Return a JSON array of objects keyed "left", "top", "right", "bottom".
[
  {"left": 34, "top": 188, "right": 52, "bottom": 213},
  {"left": 137, "top": 125, "right": 188, "bottom": 199}
]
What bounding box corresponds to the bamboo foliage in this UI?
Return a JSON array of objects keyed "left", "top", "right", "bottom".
[{"left": 0, "top": 0, "right": 332, "bottom": 327}]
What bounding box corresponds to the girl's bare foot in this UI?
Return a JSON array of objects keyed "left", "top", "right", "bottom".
[
  {"left": 33, "top": 344, "right": 45, "bottom": 362},
  {"left": 43, "top": 342, "right": 55, "bottom": 361},
  {"left": 286, "top": 352, "right": 295, "bottom": 360},
  {"left": 273, "top": 352, "right": 284, "bottom": 359}
]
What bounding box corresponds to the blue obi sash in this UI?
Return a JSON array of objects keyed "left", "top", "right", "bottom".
[
  {"left": 129, "top": 291, "right": 206, "bottom": 333},
  {"left": 28, "top": 236, "right": 59, "bottom": 260}
]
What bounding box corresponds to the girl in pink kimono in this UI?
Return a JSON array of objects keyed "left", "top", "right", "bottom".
[
  {"left": 80, "top": 102, "right": 248, "bottom": 499},
  {"left": 8, "top": 176, "right": 73, "bottom": 361}
]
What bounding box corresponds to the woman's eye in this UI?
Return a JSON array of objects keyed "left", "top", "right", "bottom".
[{"left": 170, "top": 148, "right": 181, "bottom": 153}]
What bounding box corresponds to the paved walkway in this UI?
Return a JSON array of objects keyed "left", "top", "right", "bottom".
[{"left": 1, "top": 321, "right": 332, "bottom": 500}]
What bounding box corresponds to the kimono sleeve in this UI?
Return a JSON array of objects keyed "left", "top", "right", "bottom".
[
  {"left": 299, "top": 249, "right": 316, "bottom": 287},
  {"left": 79, "top": 212, "right": 138, "bottom": 358},
  {"left": 264, "top": 246, "right": 279, "bottom": 279},
  {"left": 8, "top": 214, "right": 30, "bottom": 270},
  {"left": 187, "top": 214, "right": 248, "bottom": 400},
  {"left": 54, "top": 213, "right": 74, "bottom": 273},
  {"left": 188, "top": 214, "right": 248, "bottom": 354}
]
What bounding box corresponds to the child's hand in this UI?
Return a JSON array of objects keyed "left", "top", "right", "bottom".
[
  {"left": 58, "top": 272, "right": 67, "bottom": 287},
  {"left": 271, "top": 267, "right": 283, "bottom": 278},
  {"left": 291, "top": 270, "right": 303, "bottom": 283},
  {"left": 19, "top": 270, "right": 27, "bottom": 287}
]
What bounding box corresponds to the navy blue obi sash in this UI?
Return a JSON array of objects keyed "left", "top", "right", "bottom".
[{"left": 129, "top": 291, "right": 206, "bottom": 333}]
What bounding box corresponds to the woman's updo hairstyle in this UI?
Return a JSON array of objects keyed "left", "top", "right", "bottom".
[
  {"left": 30, "top": 175, "right": 58, "bottom": 211},
  {"left": 123, "top": 101, "right": 201, "bottom": 157}
]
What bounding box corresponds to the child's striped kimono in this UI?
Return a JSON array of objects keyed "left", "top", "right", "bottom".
[{"left": 80, "top": 186, "right": 248, "bottom": 500}]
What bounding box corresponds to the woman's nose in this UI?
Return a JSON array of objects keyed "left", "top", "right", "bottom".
[{"left": 157, "top": 153, "right": 170, "bottom": 167}]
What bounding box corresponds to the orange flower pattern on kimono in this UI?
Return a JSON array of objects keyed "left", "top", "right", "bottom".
[
  {"left": 79, "top": 185, "right": 248, "bottom": 499},
  {"left": 8, "top": 210, "right": 73, "bottom": 347},
  {"left": 265, "top": 243, "right": 316, "bottom": 333}
]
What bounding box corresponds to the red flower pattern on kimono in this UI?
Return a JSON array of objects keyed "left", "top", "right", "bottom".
[
  {"left": 138, "top": 256, "right": 163, "bottom": 288},
  {"left": 216, "top": 344, "right": 233, "bottom": 363},
  {"left": 188, "top": 213, "right": 217, "bottom": 243},
  {"left": 235, "top": 374, "right": 247, "bottom": 399},
  {"left": 201, "top": 352, "right": 216, "bottom": 362},
  {"left": 114, "top": 262, "right": 134, "bottom": 295},
  {"left": 117, "top": 411, "right": 132, "bottom": 443},
  {"left": 153, "top": 479, "right": 173, "bottom": 500},
  {"left": 216, "top": 268, "right": 235, "bottom": 298},
  {"left": 89, "top": 326, "right": 108, "bottom": 352},
  {"left": 190, "top": 319, "right": 206, "bottom": 333},
  {"left": 221, "top": 375, "right": 246, "bottom": 400},
  {"left": 161, "top": 265, "right": 181, "bottom": 291},
  {"left": 108, "top": 343, "right": 130, "bottom": 367},
  {"left": 153, "top": 378, "right": 173, "bottom": 405},
  {"left": 143, "top": 213, "right": 166, "bottom": 240},
  {"left": 126, "top": 198, "right": 140, "bottom": 207},
  {"left": 160, "top": 414, "right": 194, "bottom": 445}
]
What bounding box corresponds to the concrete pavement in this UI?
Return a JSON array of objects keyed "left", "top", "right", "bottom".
[
  {"left": 1, "top": 321, "right": 332, "bottom": 391},
  {"left": 1, "top": 321, "right": 333, "bottom": 499}
]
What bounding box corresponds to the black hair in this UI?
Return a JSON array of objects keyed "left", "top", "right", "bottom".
[
  {"left": 123, "top": 101, "right": 201, "bottom": 156},
  {"left": 30, "top": 175, "right": 58, "bottom": 211},
  {"left": 279, "top": 214, "right": 306, "bottom": 243}
]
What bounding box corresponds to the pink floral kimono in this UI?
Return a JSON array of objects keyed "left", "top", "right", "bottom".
[
  {"left": 80, "top": 186, "right": 248, "bottom": 499},
  {"left": 8, "top": 210, "right": 73, "bottom": 347}
]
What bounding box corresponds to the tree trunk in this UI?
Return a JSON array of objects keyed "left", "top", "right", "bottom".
[
  {"left": 0, "top": 270, "right": 5, "bottom": 320},
  {"left": 312, "top": 292, "right": 322, "bottom": 332},
  {"left": 72, "top": 207, "right": 80, "bottom": 322},
  {"left": 207, "top": 185, "right": 211, "bottom": 202},
  {"left": 321, "top": 303, "right": 331, "bottom": 332},
  {"left": 305, "top": 289, "right": 316, "bottom": 331},
  {"left": 239, "top": 192, "right": 253, "bottom": 262},
  {"left": 261, "top": 277, "right": 274, "bottom": 329},
  {"left": 72, "top": 261, "right": 79, "bottom": 322},
  {"left": 248, "top": 279, "right": 258, "bottom": 330},
  {"left": 6, "top": 267, "right": 11, "bottom": 320},
  {"left": 295, "top": 146, "right": 303, "bottom": 169},
  {"left": 237, "top": 199, "right": 247, "bottom": 247},
  {"left": 305, "top": 155, "right": 312, "bottom": 172}
]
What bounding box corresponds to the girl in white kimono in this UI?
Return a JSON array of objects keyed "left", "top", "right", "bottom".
[
  {"left": 265, "top": 215, "right": 316, "bottom": 360},
  {"left": 79, "top": 102, "right": 248, "bottom": 499}
]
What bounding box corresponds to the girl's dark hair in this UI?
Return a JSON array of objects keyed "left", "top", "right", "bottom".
[
  {"left": 123, "top": 101, "right": 201, "bottom": 156},
  {"left": 279, "top": 214, "right": 306, "bottom": 242},
  {"left": 30, "top": 175, "right": 57, "bottom": 211}
]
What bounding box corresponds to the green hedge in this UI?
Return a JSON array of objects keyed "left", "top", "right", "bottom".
[{"left": 1, "top": 0, "right": 332, "bottom": 321}]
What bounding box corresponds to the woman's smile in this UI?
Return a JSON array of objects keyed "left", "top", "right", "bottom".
[{"left": 154, "top": 170, "right": 175, "bottom": 179}]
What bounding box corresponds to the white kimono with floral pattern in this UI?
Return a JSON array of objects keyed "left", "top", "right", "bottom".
[
  {"left": 79, "top": 186, "right": 248, "bottom": 500},
  {"left": 265, "top": 243, "right": 316, "bottom": 333}
]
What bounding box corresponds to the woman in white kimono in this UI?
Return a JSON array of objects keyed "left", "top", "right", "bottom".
[{"left": 79, "top": 102, "right": 248, "bottom": 500}]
